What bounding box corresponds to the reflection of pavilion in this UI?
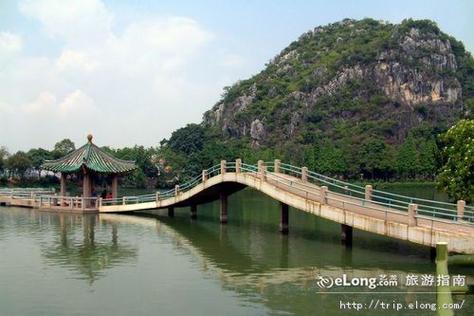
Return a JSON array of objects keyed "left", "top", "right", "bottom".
[{"left": 41, "top": 213, "right": 137, "bottom": 284}]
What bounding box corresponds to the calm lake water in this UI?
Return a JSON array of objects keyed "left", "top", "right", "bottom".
[{"left": 0, "top": 187, "right": 472, "bottom": 315}]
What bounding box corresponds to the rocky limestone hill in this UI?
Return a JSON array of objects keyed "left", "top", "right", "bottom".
[
  {"left": 203, "top": 19, "right": 473, "bottom": 151},
  {"left": 161, "top": 19, "right": 474, "bottom": 180}
]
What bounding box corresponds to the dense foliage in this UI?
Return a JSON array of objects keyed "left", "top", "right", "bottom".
[
  {"left": 0, "top": 139, "right": 159, "bottom": 189},
  {"left": 437, "top": 120, "right": 474, "bottom": 202}
]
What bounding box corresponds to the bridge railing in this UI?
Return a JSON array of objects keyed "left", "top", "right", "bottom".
[
  {"left": 97, "top": 159, "right": 473, "bottom": 225},
  {"left": 0, "top": 188, "right": 56, "bottom": 199},
  {"left": 271, "top": 162, "right": 473, "bottom": 224}
]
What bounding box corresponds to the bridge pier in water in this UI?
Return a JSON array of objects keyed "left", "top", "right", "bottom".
[
  {"left": 280, "top": 202, "right": 289, "bottom": 234},
  {"left": 220, "top": 193, "right": 228, "bottom": 224},
  {"left": 190, "top": 204, "right": 197, "bottom": 219},
  {"left": 341, "top": 224, "right": 353, "bottom": 247},
  {"left": 168, "top": 206, "right": 174, "bottom": 218}
]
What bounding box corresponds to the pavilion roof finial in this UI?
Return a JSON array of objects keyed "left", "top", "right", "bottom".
[{"left": 87, "top": 134, "right": 93, "bottom": 143}]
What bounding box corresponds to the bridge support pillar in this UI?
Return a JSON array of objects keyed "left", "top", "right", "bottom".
[
  {"left": 274, "top": 159, "right": 281, "bottom": 173},
  {"left": 220, "top": 192, "right": 228, "bottom": 224},
  {"left": 341, "top": 224, "right": 353, "bottom": 247},
  {"left": 430, "top": 247, "right": 437, "bottom": 262},
  {"left": 457, "top": 200, "right": 465, "bottom": 221},
  {"left": 365, "top": 185, "right": 373, "bottom": 201},
  {"left": 190, "top": 204, "right": 197, "bottom": 219},
  {"left": 168, "top": 206, "right": 174, "bottom": 218},
  {"left": 280, "top": 202, "right": 289, "bottom": 234}
]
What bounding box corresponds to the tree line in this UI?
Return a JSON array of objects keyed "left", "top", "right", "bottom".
[{"left": 1, "top": 119, "right": 472, "bottom": 202}]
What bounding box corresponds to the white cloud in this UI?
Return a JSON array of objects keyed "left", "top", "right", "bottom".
[
  {"left": 58, "top": 90, "right": 97, "bottom": 117},
  {"left": 0, "top": 32, "right": 22, "bottom": 53},
  {"left": 0, "top": 0, "right": 248, "bottom": 151},
  {"left": 56, "top": 50, "right": 98, "bottom": 73},
  {"left": 19, "top": 0, "right": 112, "bottom": 48},
  {"left": 22, "top": 91, "right": 56, "bottom": 114}
]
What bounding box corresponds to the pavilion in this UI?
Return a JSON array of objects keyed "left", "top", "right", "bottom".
[{"left": 41, "top": 135, "right": 137, "bottom": 206}]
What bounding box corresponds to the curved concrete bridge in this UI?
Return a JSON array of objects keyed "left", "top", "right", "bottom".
[
  {"left": 1, "top": 160, "right": 473, "bottom": 253},
  {"left": 98, "top": 160, "right": 474, "bottom": 254}
]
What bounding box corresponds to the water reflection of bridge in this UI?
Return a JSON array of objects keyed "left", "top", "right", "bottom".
[{"left": 100, "top": 214, "right": 474, "bottom": 291}]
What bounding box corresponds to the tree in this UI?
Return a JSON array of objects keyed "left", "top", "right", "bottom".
[
  {"left": 0, "top": 147, "right": 9, "bottom": 176},
  {"left": 417, "top": 138, "right": 439, "bottom": 179},
  {"left": 53, "top": 139, "right": 75, "bottom": 158},
  {"left": 168, "top": 124, "right": 205, "bottom": 155},
  {"left": 6, "top": 151, "right": 33, "bottom": 179},
  {"left": 358, "top": 138, "right": 394, "bottom": 179},
  {"left": 396, "top": 136, "right": 419, "bottom": 178},
  {"left": 437, "top": 119, "right": 474, "bottom": 202},
  {"left": 27, "top": 148, "right": 53, "bottom": 178},
  {"left": 311, "top": 141, "right": 347, "bottom": 176}
]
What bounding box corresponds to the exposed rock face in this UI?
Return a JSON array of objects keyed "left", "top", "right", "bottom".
[
  {"left": 203, "top": 19, "right": 472, "bottom": 148},
  {"left": 250, "top": 119, "right": 265, "bottom": 148}
]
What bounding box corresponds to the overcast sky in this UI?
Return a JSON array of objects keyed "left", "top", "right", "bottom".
[{"left": 0, "top": 0, "right": 472, "bottom": 152}]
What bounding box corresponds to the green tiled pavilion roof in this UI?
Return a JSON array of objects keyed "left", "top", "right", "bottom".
[{"left": 41, "top": 135, "right": 137, "bottom": 174}]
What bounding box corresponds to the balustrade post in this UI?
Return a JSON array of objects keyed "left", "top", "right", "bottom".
[
  {"left": 258, "top": 160, "right": 266, "bottom": 181},
  {"left": 220, "top": 160, "right": 226, "bottom": 175},
  {"left": 99, "top": 197, "right": 103, "bottom": 208},
  {"left": 122, "top": 196, "right": 126, "bottom": 205},
  {"left": 320, "top": 186, "right": 328, "bottom": 204},
  {"left": 457, "top": 200, "right": 466, "bottom": 221},
  {"left": 202, "top": 170, "right": 208, "bottom": 182},
  {"left": 70, "top": 197, "right": 74, "bottom": 210},
  {"left": 235, "top": 159, "right": 241, "bottom": 173},
  {"left": 274, "top": 159, "right": 281, "bottom": 173},
  {"left": 175, "top": 185, "right": 179, "bottom": 196},
  {"left": 365, "top": 185, "right": 373, "bottom": 201},
  {"left": 301, "top": 167, "right": 308, "bottom": 182},
  {"left": 408, "top": 203, "right": 418, "bottom": 227},
  {"left": 81, "top": 197, "right": 85, "bottom": 211}
]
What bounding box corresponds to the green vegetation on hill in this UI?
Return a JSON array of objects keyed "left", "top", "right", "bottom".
[{"left": 164, "top": 18, "right": 474, "bottom": 182}]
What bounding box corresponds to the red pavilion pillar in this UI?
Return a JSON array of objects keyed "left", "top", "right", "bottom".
[{"left": 111, "top": 175, "right": 118, "bottom": 199}]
